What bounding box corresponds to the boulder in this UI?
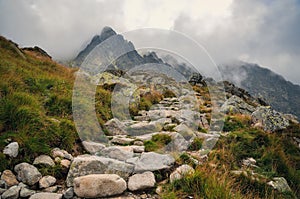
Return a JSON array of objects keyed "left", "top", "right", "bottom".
[
  {"left": 60, "top": 159, "right": 71, "bottom": 168},
  {"left": 14, "top": 163, "right": 42, "bottom": 186},
  {"left": 267, "top": 177, "right": 292, "bottom": 193},
  {"left": 221, "top": 95, "right": 256, "bottom": 115},
  {"left": 134, "top": 152, "right": 175, "bottom": 173},
  {"left": 66, "top": 155, "right": 134, "bottom": 187},
  {"left": 29, "top": 193, "right": 63, "bottom": 199},
  {"left": 128, "top": 171, "right": 156, "bottom": 191},
  {"left": 73, "top": 174, "right": 126, "bottom": 198},
  {"left": 1, "top": 170, "right": 18, "bottom": 187},
  {"left": 82, "top": 141, "right": 105, "bottom": 154},
  {"left": 251, "top": 106, "right": 289, "bottom": 132},
  {"left": 166, "top": 133, "right": 190, "bottom": 152},
  {"left": 126, "top": 121, "right": 163, "bottom": 136},
  {"left": 39, "top": 176, "right": 56, "bottom": 189},
  {"left": 43, "top": 185, "right": 58, "bottom": 193},
  {"left": 1, "top": 185, "right": 20, "bottom": 199},
  {"left": 99, "top": 146, "right": 134, "bottom": 161},
  {"left": 111, "top": 136, "right": 135, "bottom": 145},
  {"left": 104, "top": 118, "right": 127, "bottom": 136},
  {"left": 174, "top": 123, "right": 196, "bottom": 140},
  {"left": 33, "top": 155, "right": 55, "bottom": 167},
  {"left": 51, "top": 148, "right": 73, "bottom": 160},
  {"left": 170, "top": 164, "right": 195, "bottom": 183},
  {"left": 3, "top": 142, "right": 19, "bottom": 158},
  {"left": 20, "top": 187, "right": 36, "bottom": 198}
]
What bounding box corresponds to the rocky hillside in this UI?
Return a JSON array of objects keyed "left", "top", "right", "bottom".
[
  {"left": 220, "top": 62, "right": 300, "bottom": 119},
  {"left": 0, "top": 29, "right": 300, "bottom": 199}
]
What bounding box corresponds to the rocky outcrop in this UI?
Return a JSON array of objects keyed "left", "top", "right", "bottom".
[
  {"left": 251, "top": 106, "right": 289, "bottom": 132},
  {"left": 221, "top": 95, "right": 256, "bottom": 115}
]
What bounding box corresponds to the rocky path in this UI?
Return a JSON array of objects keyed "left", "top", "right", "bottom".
[{"left": 0, "top": 82, "right": 295, "bottom": 198}]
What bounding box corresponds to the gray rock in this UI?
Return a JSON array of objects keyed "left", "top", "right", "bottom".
[
  {"left": 29, "top": 193, "right": 62, "bottom": 199},
  {"left": 3, "top": 142, "right": 19, "bottom": 158},
  {"left": 251, "top": 106, "right": 289, "bottom": 132},
  {"left": 170, "top": 164, "right": 195, "bottom": 183},
  {"left": 0, "top": 188, "right": 6, "bottom": 195},
  {"left": 133, "top": 140, "right": 144, "bottom": 146},
  {"left": 242, "top": 157, "right": 257, "bottom": 167},
  {"left": 134, "top": 152, "right": 175, "bottom": 173},
  {"left": 39, "top": 176, "right": 56, "bottom": 189},
  {"left": 111, "top": 136, "right": 135, "bottom": 145},
  {"left": 14, "top": 163, "right": 42, "bottom": 186},
  {"left": 1, "top": 185, "right": 20, "bottom": 199},
  {"left": 73, "top": 174, "right": 126, "bottom": 198},
  {"left": 99, "top": 146, "right": 134, "bottom": 161},
  {"left": 20, "top": 187, "right": 36, "bottom": 198},
  {"left": 82, "top": 141, "right": 105, "bottom": 154},
  {"left": 267, "top": 177, "right": 292, "bottom": 193},
  {"left": 130, "top": 145, "right": 145, "bottom": 153},
  {"left": 43, "top": 185, "right": 58, "bottom": 193},
  {"left": 66, "top": 155, "right": 134, "bottom": 187},
  {"left": 1, "top": 170, "right": 18, "bottom": 187},
  {"left": 58, "top": 159, "right": 70, "bottom": 169},
  {"left": 0, "top": 179, "right": 6, "bottom": 189},
  {"left": 127, "top": 121, "right": 163, "bottom": 136},
  {"left": 221, "top": 95, "right": 256, "bottom": 115},
  {"left": 173, "top": 123, "right": 195, "bottom": 140},
  {"left": 33, "top": 155, "right": 55, "bottom": 167},
  {"left": 104, "top": 118, "right": 127, "bottom": 136},
  {"left": 63, "top": 187, "right": 74, "bottom": 199},
  {"left": 166, "top": 133, "right": 190, "bottom": 152},
  {"left": 128, "top": 171, "right": 156, "bottom": 191},
  {"left": 51, "top": 148, "right": 73, "bottom": 160}
]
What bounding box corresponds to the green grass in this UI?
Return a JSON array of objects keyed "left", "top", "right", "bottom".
[
  {"left": 144, "top": 134, "right": 172, "bottom": 152},
  {"left": 0, "top": 36, "right": 78, "bottom": 171}
]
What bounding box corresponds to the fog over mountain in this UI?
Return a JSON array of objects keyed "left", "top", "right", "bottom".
[{"left": 0, "top": 0, "right": 299, "bottom": 84}]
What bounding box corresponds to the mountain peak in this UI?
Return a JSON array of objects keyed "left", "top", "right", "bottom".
[{"left": 100, "top": 26, "right": 116, "bottom": 40}]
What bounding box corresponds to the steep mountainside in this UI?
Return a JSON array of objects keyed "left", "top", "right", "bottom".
[{"left": 220, "top": 63, "right": 300, "bottom": 118}]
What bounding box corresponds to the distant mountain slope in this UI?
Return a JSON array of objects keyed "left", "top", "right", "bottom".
[
  {"left": 220, "top": 63, "right": 300, "bottom": 118},
  {"left": 73, "top": 26, "right": 145, "bottom": 69}
]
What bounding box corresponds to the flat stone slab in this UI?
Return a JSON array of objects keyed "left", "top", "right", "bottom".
[{"left": 66, "top": 155, "right": 134, "bottom": 187}]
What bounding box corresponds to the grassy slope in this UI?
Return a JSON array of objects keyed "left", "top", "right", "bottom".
[{"left": 0, "top": 36, "right": 79, "bottom": 170}]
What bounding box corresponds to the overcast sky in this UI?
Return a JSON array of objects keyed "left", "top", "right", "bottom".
[{"left": 0, "top": 0, "right": 299, "bottom": 84}]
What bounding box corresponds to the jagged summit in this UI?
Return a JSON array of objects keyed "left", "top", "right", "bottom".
[
  {"left": 100, "top": 26, "right": 117, "bottom": 40},
  {"left": 73, "top": 26, "right": 141, "bottom": 67}
]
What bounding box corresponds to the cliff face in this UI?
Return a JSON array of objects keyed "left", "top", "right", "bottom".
[{"left": 220, "top": 63, "right": 300, "bottom": 119}]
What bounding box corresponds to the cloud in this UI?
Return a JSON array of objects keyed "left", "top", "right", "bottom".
[
  {"left": 0, "top": 0, "right": 299, "bottom": 84},
  {"left": 172, "top": 0, "right": 300, "bottom": 84}
]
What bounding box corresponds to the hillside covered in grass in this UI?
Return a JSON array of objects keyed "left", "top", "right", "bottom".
[{"left": 0, "top": 36, "right": 80, "bottom": 170}]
